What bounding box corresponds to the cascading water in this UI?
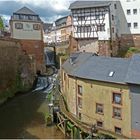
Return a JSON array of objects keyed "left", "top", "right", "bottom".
[{"left": 33, "top": 76, "right": 48, "bottom": 92}]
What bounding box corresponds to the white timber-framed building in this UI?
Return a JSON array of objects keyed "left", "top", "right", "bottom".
[{"left": 69, "top": 0, "right": 140, "bottom": 56}]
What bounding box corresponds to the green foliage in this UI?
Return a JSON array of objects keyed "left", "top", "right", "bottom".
[
  {"left": 0, "top": 17, "right": 4, "bottom": 29},
  {"left": 117, "top": 47, "right": 140, "bottom": 58},
  {"left": 47, "top": 92, "right": 52, "bottom": 102},
  {"left": 44, "top": 112, "right": 52, "bottom": 125},
  {"left": 95, "top": 133, "right": 115, "bottom": 139},
  {"left": 0, "top": 73, "right": 30, "bottom": 104}
]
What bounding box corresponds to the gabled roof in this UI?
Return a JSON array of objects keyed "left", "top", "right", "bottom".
[
  {"left": 62, "top": 53, "right": 140, "bottom": 85},
  {"left": 69, "top": 1, "right": 111, "bottom": 10},
  {"left": 14, "top": 6, "right": 38, "bottom": 15}
]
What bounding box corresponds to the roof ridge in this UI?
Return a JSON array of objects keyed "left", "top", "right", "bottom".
[{"left": 14, "top": 6, "right": 38, "bottom": 15}]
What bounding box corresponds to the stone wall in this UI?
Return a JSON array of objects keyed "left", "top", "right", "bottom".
[
  {"left": 69, "top": 36, "right": 112, "bottom": 56},
  {"left": 120, "top": 34, "right": 140, "bottom": 49},
  {"left": 0, "top": 39, "right": 35, "bottom": 104},
  {"left": 69, "top": 36, "right": 78, "bottom": 53},
  {"left": 20, "top": 40, "right": 45, "bottom": 73}
]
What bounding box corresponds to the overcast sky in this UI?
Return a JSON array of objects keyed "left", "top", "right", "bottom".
[{"left": 0, "top": 0, "right": 75, "bottom": 24}]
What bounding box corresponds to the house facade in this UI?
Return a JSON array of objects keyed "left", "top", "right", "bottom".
[
  {"left": 69, "top": 0, "right": 140, "bottom": 56},
  {"left": 119, "top": 0, "right": 140, "bottom": 48},
  {"left": 69, "top": 1, "right": 119, "bottom": 56},
  {"left": 10, "top": 6, "right": 45, "bottom": 73},
  {"left": 55, "top": 15, "right": 72, "bottom": 42},
  {"left": 61, "top": 52, "right": 140, "bottom": 138},
  {"left": 46, "top": 15, "right": 72, "bottom": 44}
]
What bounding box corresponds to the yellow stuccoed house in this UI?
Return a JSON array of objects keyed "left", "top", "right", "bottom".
[{"left": 61, "top": 52, "right": 140, "bottom": 138}]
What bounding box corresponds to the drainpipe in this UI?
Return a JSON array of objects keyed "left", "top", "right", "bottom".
[{"left": 108, "top": 4, "right": 113, "bottom": 57}]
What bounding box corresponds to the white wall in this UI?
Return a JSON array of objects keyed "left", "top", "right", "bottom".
[
  {"left": 12, "top": 21, "right": 42, "bottom": 40},
  {"left": 72, "top": 7, "right": 111, "bottom": 40},
  {"left": 119, "top": 0, "right": 140, "bottom": 34}
]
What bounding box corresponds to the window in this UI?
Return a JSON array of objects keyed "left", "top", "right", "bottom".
[
  {"left": 64, "top": 73, "right": 66, "bottom": 81},
  {"left": 33, "top": 24, "right": 40, "bottom": 30},
  {"left": 112, "top": 15, "right": 114, "bottom": 21},
  {"left": 78, "top": 97, "right": 82, "bottom": 108},
  {"left": 29, "top": 16, "right": 33, "bottom": 20},
  {"left": 113, "top": 107, "right": 122, "bottom": 119},
  {"left": 85, "top": 26, "right": 91, "bottom": 32},
  {"left": 13, "top": 14, "right": 19, "bottom": 19},
  {"left": 127, "top": 9, "right": 131, "bottom": 15},
  {"left": 24, "top": 15, "right": 29, "bottom": 20},
  {"left": 78, "top": 16, "right": 85, "bottom": 21},
  {"left": 133, "top": 9, "right": 137, "bottom": 15},
  {"left": 77, "top": 26, "right": 81, "bottom": 33},
  {"left": 96, "top": 103, "right": 104, "bottom": 114},
  {"left": 97, "top": 121, "right": 103, "bottom": 128},
  {"left": 33, "top": 16, "right": 38, "bottom": 21},
  {"left": 78, "top": 85, "right": 83, "bottom": 95},
  {"left": 95, "top": 15, "right": 100, "bottom": 20},
  {"left": 114, "top": 4, "right": 117, "bottom": 9},
  {"left": 115, "top": 126, "right": 122, "bottom": 135},
  {"left": 97, "top": 24, "right": 105, "bottom": 32},
  {"left": 61, "top": 29, "right": 66, "bottom": 34},
  {"left": 19, "top": 15, "right": 24, "bottom": 19},
  {"left": 128, "top": 23, "right": 131, "bottom": 28},
  {"left": 113, "top": 93, "right": 122, "bottom": 104},
  {"left": 112, "top": 27, "right": 115, "bottom": 33},
  {"left": 134, "top": 22, "right": 138, "bottom": 28},
  {"left": 15, "top": 23, "right": 23, "bottom": 29},
  {"left": 79, "top": 112, "right": 82, "bottom": 120}
]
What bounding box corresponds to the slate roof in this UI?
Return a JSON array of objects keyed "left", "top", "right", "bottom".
[
  {"left": 62, "top": 53, "right": 140, "bottom": 85},
  {"left": 55, "top": 16, "right": 68, "bottom": 27},
  {"left": 125, "top": 54, "right": 140, "bottom": 84},
  {"left": 14, "top": 6, "right": 38, "bottom": 15},
  {"left": 69, "top": 1, "right": 111, "bottom": 10}
]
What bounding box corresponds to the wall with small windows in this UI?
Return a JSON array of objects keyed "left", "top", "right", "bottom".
[
  {"left": 62, "top": 73, "right": 132, "bottom": 138},
  {"left": 11, "top": 21, "right": 43, "bottom": 40},
  {"left": 119, "top": 0, "right": 140, "bottom": 34},
  {"left": 77, "top": 79, "right": 131, "bottom": 138}
]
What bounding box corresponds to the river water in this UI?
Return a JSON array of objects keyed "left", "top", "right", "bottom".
[{"left": 0, "top": 91, "right": 64, "bottom": 139}]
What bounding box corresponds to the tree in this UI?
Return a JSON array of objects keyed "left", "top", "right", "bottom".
[{"left": 0, "top": 16, "right": 4, "bottom": 30}]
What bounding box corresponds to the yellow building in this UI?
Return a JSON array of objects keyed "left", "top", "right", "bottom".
[{"left": 61, "top": 52, "right": 140, "bottom": 138}]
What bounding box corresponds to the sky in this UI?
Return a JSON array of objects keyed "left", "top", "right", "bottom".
[{"left": 0, "top": 0, "right": 75, "bottom": 25}]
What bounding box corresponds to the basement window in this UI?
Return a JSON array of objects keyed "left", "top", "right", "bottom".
[
  {"left": 97, "top": 121, "right": 103, "bottom": 128},
  {"left": 115, "top": 126, "right": 122, "bottom": 135},
  {"left": 109, "top": 71, "right": 115, "bottom": 77}
]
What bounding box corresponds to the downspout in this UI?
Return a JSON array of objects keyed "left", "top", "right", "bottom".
[
  {"left": 108, "top": 4, "right": 113, "bottom": 57},
  {"left": 75, "top": 77, "right": 78, "bottom": 117}
]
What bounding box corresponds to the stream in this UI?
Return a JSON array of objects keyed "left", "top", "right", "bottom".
[{"left": 0, "top": 75, "right": 64, "bottom": 139}]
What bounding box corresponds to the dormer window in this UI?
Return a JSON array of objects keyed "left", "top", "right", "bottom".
[
  {"left": 13, "top": 14, "right": 19, "bottom": 19},
  {"left": 19, "top": 15, "right": 25, "bottom": 20},
  {"left": 29, "top": 16, "right": 33, "bottom": 20},
  {"left": 33, "top": 16, "right": 38, "bottom": 21}
]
